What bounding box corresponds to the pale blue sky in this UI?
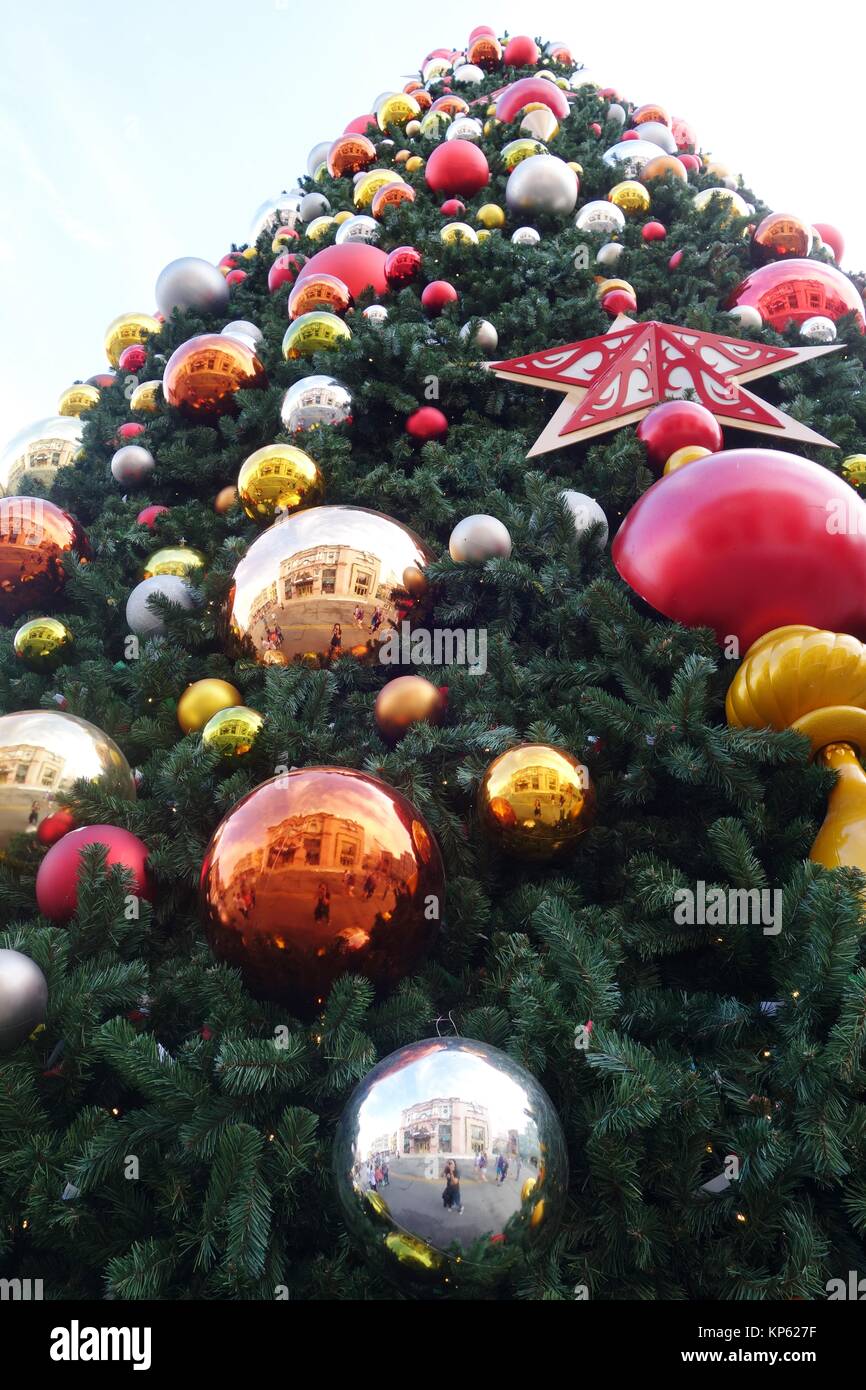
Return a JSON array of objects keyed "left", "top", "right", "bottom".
[{"left": 1, "top": 0, "right": 861, "bottom": 448}]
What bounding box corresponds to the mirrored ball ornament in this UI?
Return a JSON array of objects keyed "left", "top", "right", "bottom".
[
  {"left": 505, "top": 155, "right": 578, "bottom": 216},
  {"left": 562, "top": 490, "right": 608, "bottom": 548},
  {"left": 800, "top": 315, "right": 837, "bottom": 343},
  {"left": 111, "top": 444, "right": 155, "bottom": 487},
  {"left": 155, "top": 257, "right": 230, "bottom": 318},
  {"left": 0, "top": 949, "right": 49, "bottom": 1052},
  {"left": 479, "top": 743, "right": 595, "bottom": 861},
  {"left": 237, "top": 443, "right": 323, "bottom": 522},
  {"left": 602, "top": 140, "right": 666, "bottom": 176},
  {"left": 162, "top": 333, "right": 267, "bottom": 418},
  {"left": 280, "top": 375, "right": 353, "bottom": 432},
  {"left": 0, "top": 497, "right": 89, "bottom": 621},
  {"left": 335, "top": 214, "right": 381, "bottom": 245},
  {"left": 511, "top": 226, "right": 541, "bottom": 245},
  {"left": 249, "top": 191, "right": 303, "bottom": 243},
  {"left": 363, "top": 304, "right": 389, "bottom": 326},
  {"left": 222, "top": 320, "right": 263, "bottom": 348},
  {"left": 596, "top": 241, "right": 625, "bottom": 268},
  {"left": 333, "top": 1036, "right": 568, "bottom": 1294},
  {"left": 299, "top": 191, "right": 331, "bottom": 223},
  {"left": 449, "top": 514, "right": 512, "bottom": 562},
  {"left": 224, "top": 505, "right": 433, "bottom": 667},
  {"left": 200, "top": 767, "right": 445, "bottom": 1014},
  {"left": 13, "top": 617, "right": 74, "bottom": 671},
  {"left": 575, "top": 200, "right": 626, "bottom": 236},
  {"left": 0, "top": 709, "right": 136, "bottom": 850},
  {"left": 201, "top": 705, "right": 264, "bottom": 760},
  {"left": 0, "top": 415, "right": 83, "bottom": 495}
]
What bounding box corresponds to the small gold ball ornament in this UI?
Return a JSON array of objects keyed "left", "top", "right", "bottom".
[
  {"left": 58, "top": 384, "right": 100, "bottom": 417},
  {"left": 237, "top": 444, "right": 323, "bottom": 522},
  {"left": 143, "top": 546, "right": 206, "bottom": 580},
  {"left": 177, "top": 679, "right": 243, "bottom": 734},
  {"left": 201, "top": 705, "right": 264, "bottom": 759},
  {"left": 478, "top": 743, "right": 595, "bottom": 861},
  {"left": 104, "top": 312, "right": 161, "bottom": 368},
  {"left": 13, "top": 617, "right": 74, "bottom": 671},
  {"left": 374, "top": 676, "right": 444, "bottom": 741}
]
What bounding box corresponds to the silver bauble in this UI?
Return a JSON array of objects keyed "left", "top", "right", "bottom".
[
  {"left": 111, "top": 444, "right": 154, "bottom": 488},
  {"left": 602, "top": 139, "right": 664, "bottom": 176},
  {"left": 299, "top": 191, "right": 331, "bottom": 222},
  {"left": 575, "top": 200, "right": 626, "bottom": 235},
  {"left": 363, "top": 304, "right": 389, "bottom": 326},
  {"left": 562, "top": 490, "right": 608, "bottom": 548},
  {"left": 453, "top": 63, "right": 485, "bottom": 84},
  {"left": 0, "top": 949, "right": 48, "bottom": 1052},
  {"left": 520, "top": 109, "right": 560, "bottom": 142},
  {"left": 800, "top": 315, "right": 837, "bottom": 343},
  {"left": 335, "top": 214, "right": 381, "bottom": 245},
  {"left": 333, "top": 1036, "right": 568, "bottom": 1295},
  {"left": 155, "top": 257, "right": 229, "bottom": 318},
  {"left": 596, "top": 241, "right": 625, "bottom": 268},
  {"left": 449, "top": 513, "right": 512, "bottom": 562},
  {"left": 0, "top": 415, "right": 83, "bottom": 495},
  {"left": 126, "top": 575, "right": 196, "bottom": 637},
  {"left": 280, "top": 374, "right": 353, "bottom": 432},
  {"left": 633, "top": 120, "right": 677, "bottom": 153},
  {"left": 221, "top": 319, "right": 263, "bottom": 347},
  {"left": 249, "top": 191, "right": 303, "bottom": 243},
  {"left": 511, "top": 226, "right": 541, "bottom": 245},
  {"left": 459, "top": 319, "right": 498, "bottom": 352},
  {"left": 506, "top": 155, "right": 578, "bottom": 217},
  {"left": 726, "top": 305, "right": 763, "bottom": 332},
  {"left": 606, "top": 103, "right": 626, "bottom": 128},
  {"left": 306, "top": 140, "right": 333, "bottom": 177},
  {"left": 446, "top": 117, "right": 484, "bottom": 142}
]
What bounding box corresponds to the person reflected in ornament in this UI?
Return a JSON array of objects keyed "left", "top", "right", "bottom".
[
  {"left": 343, "top": 869, "right": 356, "bottom": 896},
  {"left": 447, "top": 1159, "right": 463, "bottom": 1214},
  {"left": 369, "top": 606, "right": 383, "bottom": 635},
  {"left": 477, "top": 1151, "right": 488, "bottom": 1182},
  {"left": 367, "top": 1161, "right": 377, "bottom": 1191},
  {"left": 363, "top": 872, "right": 376, "bottom": 899},
  {"left": 353, "top": 603, "right": 365, "bottom": 628},
  {"left": 330, "top": 622, "right": 342, "bottom": 657},
  {"left": 314, "top": 881, "right": 331, "bottom": 923},
  {"left": 533, "top": 797, "right": 542, "bottom": 818},
  {"left": 381, "top": 1159, "right": 389, "bottom": 1188},
  {"left": 28, "top": 799, "right": 41, "bottom": 828}
]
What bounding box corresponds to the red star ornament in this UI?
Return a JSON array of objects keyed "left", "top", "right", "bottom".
[{"left": 489, "top": 315, "right": 842, "bottom": 457}]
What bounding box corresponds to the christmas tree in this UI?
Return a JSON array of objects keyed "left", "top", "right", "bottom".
[{"left": 2, "top": 26, "right": 866, "bottom": 1304}]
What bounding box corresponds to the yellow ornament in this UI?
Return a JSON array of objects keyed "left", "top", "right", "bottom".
[
  {"left": 177, "top": 679, "right": 243, "bottom": 735},
  {"left": 201, "top": 705, "right": 264, "bottom": 759},
  {"left": 377, "top": 92, "right": 421, "bottom": 130},
  {"left": 404, "top": 121, "right": 421, "bottom": 138},
  {"left": 271, "top": 229, "right": 297, "bottom": 252},
  {"left": 241, "top": 246, "right": 258, "bottom": 260},
  {"left": 704, "top": 160, "right": 731, "bottom": 179},
  {"left": 693, "top": 187, "right": 750, "bottom": 222},
  {"left": 842, "top": 454, "right": 866, "bottom": 486},
  {"left": 104, "top": 312, "right": 161, "bottom": 368},
  {"left": 596, "top": 277, "right": 635, "bottom": 300},
  {"left": 440, "top": 222, "right": 478, "bottom": 246},
  {"left": 664, "top": 445, "right": 712, "bottom": 475},
  {"left": 129, "top": 380, "right": 162, "bottom": 413},
  {"left": 237, "top": 443, "right": 323, "bottom": 521},
  {"left": 306, "top": 216, "right": 336, "bottom": 241},
  {"left": 143, "top": 546, "right": 206, "bottom": 580},
  {"left": 353, "top": 170, "right": 400, "bottom": 208},
  {"left": 332, "top": 209, "right": 353, "bottom": 225},
  {"left": 13, "top": 617, "right": 73, "bottom": 671},
  {"left": 477, "top": 743, "right": 595, "bottom": 861},
  {"left": 501, "top": 138, "right": 546, "bottom": 171},
  {"left": 282, "top": 312, "right": 352, "bottom": 359},
  {"left": 58, "top": 384, "right": 99, "bottom": 417},
  {"left": 405, "top": 156, "right": 424, "bottom": 173},
  {"left": 313, "top": 163, "right": 328, "bottom": 183},
  {"left": 419, "top": 111, "right": 451, "bottom": 140},
  {"left": 477, "top": 229, "right": 492, "bottom": 242},
  {"left": 567, "top": 162, "right": 583, "bottom": 176},
  {"left": 476, "top": 203, "right": 505, "bottom": 229},
  {"left": 609, "top": 180, "right": 651, "bottom": 214}
]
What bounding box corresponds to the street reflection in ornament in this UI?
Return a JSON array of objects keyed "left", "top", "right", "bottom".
[
  {"left": 237, "top": 443, "right": 323, "bottom": 521},
  {"left": 0, "top": 709, "right": 135, "bottom": 850},
  {"left": 727, "top": 259, "right": 865, "bottom": 333},
  {"left": 200, "top": 767, "right": 444, "bottom": 1013},
  {"left": 163, "top": 333, "right": 267, "bottom": 418},
  {"left": 478, "top": 743, "right": 595, "bottom": 860},
  {"left": 280, "top": 375, "right": 353, "bottom": 433},
  {"left": 333, "top": 1037, "right": 568, "bottom": 1294},
  {"left": 0, "top": 416, "right": 83, "bottom": 494},
  {"left": 0, "top": 497, "right": 89, "bottom": 621},
  {"left": 224, "top": 505, "right": 433, "bottom": 667}
]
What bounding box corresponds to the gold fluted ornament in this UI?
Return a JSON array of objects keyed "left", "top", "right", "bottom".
[
  {"left": 13, "top": 617, "right": 73, "bottom": 671},
  {"left": 58, "top": 383, "right": 100, "bottom": 417},
  {"left": 177, "top": 678, "right": 242, "bottom": 734},
  {"left": 143, "top": 546, "right": 206, "bottom": 580},
  {"left": 201, "top": 705, "right": 263, "bottom": 759},
  {"left": 237, "top": 443, "right": 323, "bottom": 522},
  {"left": 726, "top": 625, "right": 866, "bottom": 871},
  {"left": 104, "top": 312, "right": 161, "bottom": 368},
  {"left": 478, "top": 744, "right": 595, "bottom": 861}
]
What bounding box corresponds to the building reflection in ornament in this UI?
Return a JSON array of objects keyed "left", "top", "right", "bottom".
[{"left": 0, "top": 416, "right": 84, "bottom": 494}]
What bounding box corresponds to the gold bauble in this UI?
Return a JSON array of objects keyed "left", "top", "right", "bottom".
[
  {"left": 177, "top": 678, "right": 243, "bottom": 735},
  {"left": 237, "top": 443, "right": 323, "bottom": 522},
  {"left": 596, "top": 277, "right": 635, "bottom": 300},
  {"left": 405, "top": 156, "right": 424, "bottom": 173},
  {"left": 693, "top": 187, "right": 750, "bottom": 221},
  {"left": 215, "top": 485, "right": 239, "bottom": 514},
  {"left": 704, "top": 160, "right": 730, "bottom": 179},
  {"left": 842, "top": 454, "right": 866, "bottom": 486},
  {"left": 476, "top": 203, "right": 505, "bottom": 229},
  {"left": 567, "top": 162, "right": 583, "bottom": 176},
  {"left": 305, "top": 215, "right": 336, "bottom": 242},
  {"left": 477, "top": 229, "right": 492, "bottom": 242},
  {"left": 241, "top": 246, "right": 258, "bottom": 260},
  {"left": 419, "top": 111, "right": 451, "bottom": 140},
  {"left": 129, "top": 380, "right": 162, "bottom": 413},
  {"left": 501, "top": 138, "right": 546, "bottom": 171},
  {"left": 13, "top": 617, "right": 74, "bottom": 671},
  {"left": 104, "top": 312, "right": 161, "bottom": 368},
  {"left": 641, "top": 155, "right": 687, "bottom": 183},
  {"left": 201, "top": 705, "right": 264, "bottom": 759},
  {"left": 58, "top": 383, "right": 100, "bottom": 417},
  {"left": 374, "top": 675, "right": 444, "bottom": 741},
  {"left": 440, "top": 222, "right": 478, "bottom": 246},
  {"left": 332, "top": 209, "right": 353, "bottom": 225},
  {"left": 377, "top": 92, "right": 421, "bottom": 130},
  {"left": 664, "top": 445, "right": 712, "bottom": 475},
  {"left": 353, "top": 170, "right": 400, "bottom": 209},
  {"left": 609, "top": 180, "right": 651, "bottom": 214},
  {"left": 143, "top": 546, "right": 206, "bottom": 580},
  {"left": 0, "top": 709, "right": 135, "bottom": 850},
  {"left": 282, "top": 312, "right": 352, "bottom": 359},
  {"left": 478, "top": 743, "right": 595, "bottom": 861}
]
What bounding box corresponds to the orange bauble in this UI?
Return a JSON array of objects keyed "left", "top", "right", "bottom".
[
  {"left": 374, "top": 676, "right": 445, "bottom": 741},
  {"left": 328, "top": 133, "right": 376, "bottom": 178},
  {"left": 215, "top": 485, "right": 239, "bottom": 514},
  {"left": 162, "top": 334, "right": 267, "bottom": 419},
  {"left": 641, "top": 155, "right": 688, "bottom": 183},
  {"left": 288, "top": 273, "right": 352, "bottom": 320},
  {"left": 0, "top": 497, "right": 90, "bottom": 622},
  {"left": 199, "top": 767, "right": 445, "bottom": 1014},
  {"left": 750, "top": 212, "right": 813, "bottom": 265}
]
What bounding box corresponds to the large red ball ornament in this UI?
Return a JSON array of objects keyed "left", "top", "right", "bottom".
[
  {"left": 36, "top": 808, "right": 76, "bottom": 847},
  {"left": 727, "top": 259, "right": 865, "bottom": 333},
  {"left": 36, "top": 824, "right": 154, "bottom": 923},
  {"left": 495, "top": 77, "right": 569, "bottom": 125},
  {"left": 421, "top": 280, "right": 458, "bottom": 315},
  {"left": 406, "top": 406, "right": 448, "bottom": 441},
  {"left": 636, "top": 401, "right": 724, "bottom": 469},
  {"left": 293, "top": 242, "right": 388, "bottom": 300},
  {"left": 612, "top": 449, "right": 866, "bottom": 649},
  {"left": 136, "top": 505, "right": 170, "bottom": 529},
  {"left": 0, "top": 497, "right": 90, "bottom": 622},
  {"left": 642, "top": 221, "right": 667, "bottom": 241},
  {"left": 268, "top": 252, "right": 306, "bottom": 294},
  {"left": 385, "top": 245, "right": 422, "bottom": 288},
  {"left": 162, "top": 333, "right": 267, "bottom": 419},
  {"left": 424, "top": 141, "right": 490, "bottom": 199},
  {"left": 118, "top": 344, "right": 147, "bottom": 373},
  {"left": 602, "top": 289, "right": 636, "bottom": 315},
  {"left": 813, "top": 222, "right": 844, "bottom": 262},
  {"left": 504, "top": 35, "right": 539, "bottom": 65}
]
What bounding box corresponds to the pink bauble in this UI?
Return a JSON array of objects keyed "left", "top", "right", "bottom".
[
  {"left": 494, "top": 78, "right": 570, "bottom": 124},
  {"left": 136, "top": 505, "right": 170, "bottom": 529},
  {"left": 642, "top": 222, "right": 667, "bottom": 241},
  {"left": 294, "top": 242, "right": 388, "bottom": 299},
  {"left": 36, "top": 825, "right": 154, "bottom": 923},
  {"left": 813, "top": 222, "right": 844, "bottom": 262},
  {"left": 421, "top": 280, "right": 459, "bottom": 315},
  {"left": 344, "top": 114, "right": 376, "bottom": 135},
  {"left": 118, "top": 344, "right": 147, "bottom": 373},
  {"left": 268, "top": 252, "right": 306, "bottom": 294},
  {"left": 406, "top": 406, "right": 448, "bottom": 440},
  {"left": 425, "top": 141, "right": 490, "bottom": 198},
  {"left": 503, "top": 35, "right": 539, "bottom": 66}
]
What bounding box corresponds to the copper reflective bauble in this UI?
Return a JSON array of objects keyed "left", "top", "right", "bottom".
[
  {"left": 200, "top": 767, "right": 444, "bottom": 1013},
  {"left": 328, "top": 133, "right": 377, "bottom": 178},
  {"left": 750, "top": 213, "right": 813, "bottom": 266},
  {"left": 374, "top": 676, "right": 444, "bottom": 741},
  {"left": 0, "top": 416, "right": 83, "bottom": 495},
  {"left": 0, "top": 709, "right": 135, "bottom": 850},
  {"left": 288, "top": 273, "right": 352, "bottom": 320},
  {"left": 162, "top": 333, "right": 268, "bottom": 419},
  {"left": 224, "top": 505, "right": 433, "bottom": 667},
  {"left": 478, "top": 744, "right": 595, "bottom": 861},
  {"left": 0, "top": 497, "right": 89, "bottom": 622},
  {"left": 333, "top": 1037, "right": 568, "bottom": 1295},
  {"left": 728, "top": 258, "right": 865, "bottom": 333}
]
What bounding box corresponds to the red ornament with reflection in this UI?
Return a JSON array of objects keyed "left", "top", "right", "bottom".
[
  {"left": 637, "top": 401, "right": 724, "bottom": 469},
  {"left": 36, "top": 808, "right": 76, "bottom": 847},
  {"left": 118, "top": 345, "right": 147, "bottom": 373},
  {"left": 116, "top": 422, "right": 146, "bottom": 442},
  {"left": 727, "top": 259, "right": 865, "bottom": 333},
  {"left": 268, "top": 252, "right": 306, "bottom": 294},
  {"left": 612, "top": 449, "right": 866, "bottom": 649},
  {"left": 36, "top": 824, "right": 154, "bottom": 923},
  {"left": 385, "top": 245, "right": 422, "bottom": 288},
  {"left": 0, "top": 497, "right": 90, "bottom": 622}
]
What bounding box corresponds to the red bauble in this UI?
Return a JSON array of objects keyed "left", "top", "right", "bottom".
[
  {"left": 642, "top": 221, "right": 667, "bottom": 241},
  {"left": 136, "top": 505, "right": 170, "bottom": 529},
  {"left": 440, "top": 198, "right": 466, "bottom": 216},
  {"left": 424, "top": 140, "right": 490, "bottom": 198},
  {"left": 727, "top": 259, "right": 865, "bottom": 333},
  {"left": 589, "top": 122, "right": 602, "bottom": 137},
  {"left": 385, "top": 245, "right": 422, "bottom": 288},
  {"left": 344, "top": 113, "right": 376, "bottom": 135},
  {"left": 421, "top": 280, "right": 458, "bottom": 315},
  {"left": 602, "top": 289, "right": 637, "bottom": 315},
  {"left": 36, "top": 809, "right": 76, "bottom": 847},
  {"left": 406, "top": 406, "right": 448, "bottom": 440},
  {"left": 118, "top": 344, "right": 147, "bottom": 373},
  {"left": 88, "top": 372, "right": 116, "bottom": 389},
  {"left": 36, "top": 825, "right": 154, "bottom": 923},
  {"left": 219, "top": 252, "right": 243, "bottom": 271},
  {"left": 468, "top": 25, "right": 496, "bottom": 40},
  {"left": 668, "top": 249, "right": 684, "bottom": 269},
  {"left": 494, "top": 77, "right": 569, "bottom": 124},
  {"left": 225, "top": 269, "right": 247, "bottom": 287},
  {"left": 671, "top": 117, "right": 696, "bottom": 150},
  {"left": 268, "top": 252, "right": 306, "bottom": 293},
  {"left": 679, "top": 153, "right": 701, "bottom": 173},
  {"left": 613, "top": 449, "right": 866, "bottom": 649},
  {"left": 637, "top": 400, "right": 723, "bottom": 468},
  {"left": 621, "top": 129, "right": 640, "bottom": 141},
  {"left": 503, "top": 35, "right": 539, "bottom": 65},
  {"left": 117, "top": 422, "right": 146, "bottom": 442},
  {"left": 294, "top": 242, "right": 388, "bottom": 299},
  {"left": 813, "top": 222, "right": 845, "bottom": 262}
]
